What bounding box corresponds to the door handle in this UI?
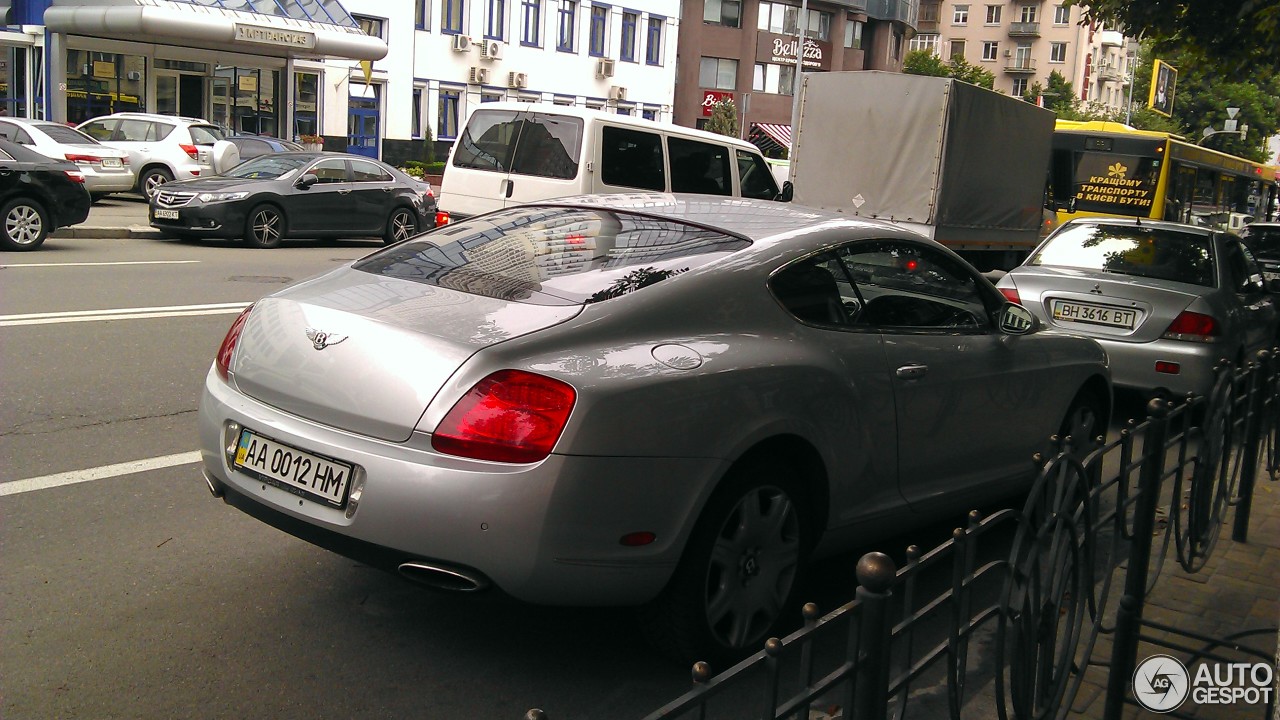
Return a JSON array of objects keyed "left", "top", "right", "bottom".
[
  {"left": 338, "top": 188, "right": 351, "bottom": 195},
  {"left": 504, "top": 179, "right": 514, "bottom": 199},
  {"left": 382, "top": 187, "right": 393, "bottom": 193},
  {"left": 895, "top": 364, "right": 928, "bottom": 379}
]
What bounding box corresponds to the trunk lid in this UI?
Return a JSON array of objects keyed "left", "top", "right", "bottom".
[
  {"left": 230, "top": 267, "right": 581, "bottom": 442},
  {"left": 1014, "top": 267, "right": 1203, "bottom": 343}
]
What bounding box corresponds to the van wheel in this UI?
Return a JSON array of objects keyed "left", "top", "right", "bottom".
[
  {"left": 245, "top": 204, "right": 286, "bottom": 249},
  {"left": 1, "top": 198, "right": 50, "bottom": 251},
  {"left": 385, "top": 207, "right": 417, "bottom": 244},
  {"left": 641, "top": 457, "right": 809, "bottom": 666}
]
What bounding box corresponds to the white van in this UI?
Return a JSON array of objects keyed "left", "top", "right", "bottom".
[{"left": 438, "top": 102, "right": 789, "bottom": 219}]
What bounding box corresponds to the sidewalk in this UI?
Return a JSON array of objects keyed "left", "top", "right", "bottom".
[{"left": 53, "top": 194, "right": 164, "bottom": 239}]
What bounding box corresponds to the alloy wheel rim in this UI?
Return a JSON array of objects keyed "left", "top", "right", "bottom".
[
  {"left": 253, "top": 211, "right": 281, "bottom": 245},
  {"left": 392, "top": 211, "right": 414, "bottom": 242},
  {"left": 145, "top": 174, "right": 168, "bottom": 197},
  {"left": 703, "top": 486, "right": 801, "bottom": 649},
  {"left": 5, "top": 206, "right": 42, "bottom": 245}
]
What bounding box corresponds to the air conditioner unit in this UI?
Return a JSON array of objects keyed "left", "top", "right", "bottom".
[
  {"left": 1003, "top": 49, "right": 1012, "bottom": 57},
  {"left": 469, "top": 66, "right": 490, "bottom": 84},
  {"left": 480, "top": 40, "right": 504, "bottom": 60},
  {"left": 126, "top": 70, "right": 142, "bottom": 81},
  {"left": 508, "top": 71, "right": 528, "bottom": 89},
  {"left": 608, "top": 85, "right": 627, "bottom": 101},
  {"left": 451, "top": 34, "right": 473, "bottom": 52},
  {"left": 595, "top": 58, "right": 616, "bottom": 78}
]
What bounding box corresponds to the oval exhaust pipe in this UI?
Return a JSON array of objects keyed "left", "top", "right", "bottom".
[{"left": 398, "top": 562, "right": 488, "bottom": 592}]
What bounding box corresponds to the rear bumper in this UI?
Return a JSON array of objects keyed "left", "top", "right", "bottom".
[{"left": 1095, "top": 336, "right": 1223, "bottom": 398}]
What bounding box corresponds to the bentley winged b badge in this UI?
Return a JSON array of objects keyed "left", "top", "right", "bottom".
[{"left": 305, "top": 327, "right": 349, "bottom": 351}]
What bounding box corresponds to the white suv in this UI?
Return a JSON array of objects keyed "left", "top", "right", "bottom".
[{"left": 77, "top": 113, "right": 239, "bottom": 196}]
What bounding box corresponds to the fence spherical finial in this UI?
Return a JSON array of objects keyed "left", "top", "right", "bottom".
[
  {"left": 856, "top": 551, "right": 897, "bottom": 593},
  {"left": 692, "top": 661, "right": 713, "bottom": 683},
  {"left": 524, "top": 710, "right": 548, "bottom": 720}
]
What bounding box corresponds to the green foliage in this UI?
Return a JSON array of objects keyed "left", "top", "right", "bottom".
[
  {"left": 947, "top": 56, "right": 995, "bottom": 90},
  {"left": 421, "top": 124, "right": 436, "bottom": 164},
  {"left": 1068, "top": 0, "right": 1280, "bottom": 73},
  {"left": 704, "top": 99, "right": 739, "bottom": 138},
  {"left": 902, "top": 50, "right": 995, "bottom": 89}
]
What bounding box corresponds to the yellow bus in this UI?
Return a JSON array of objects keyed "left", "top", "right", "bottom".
[{"left": 1048, "top": 120, "right": 1279, "bottom": 230}]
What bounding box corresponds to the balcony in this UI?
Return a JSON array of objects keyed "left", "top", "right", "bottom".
[
  {"left": 1008, "top": 21, "right": 1040, "bottom": 36},
  {"left": 1004, "top": 58, "right": 1036, "bottom": 73},
  {"left": 1097, "top": 65, "right": 1125, "bottom": 82}
]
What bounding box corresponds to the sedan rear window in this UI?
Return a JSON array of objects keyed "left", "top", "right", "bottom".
[
  {"left": 1029, "top": 224, "right": 1216, "bottom": 287},
  {"left": 38, "top": 124, "right": 100, "bottom": 144},
  {"left": 354, "top": 206, "right": 751, "bottom": 305}
]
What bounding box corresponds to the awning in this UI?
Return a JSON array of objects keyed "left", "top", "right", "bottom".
[
  {"left": 45, "top": 0, "right": 387, "bottom": 61},
  {"left": 749, "top": 122, "right": 792, "bottom": 152}
]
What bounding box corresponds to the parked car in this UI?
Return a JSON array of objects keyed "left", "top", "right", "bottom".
[
  {"left": 77, "top": 112, "right": 239, "bottom": 197},
  {"left": 0, "top": 138, "right": 91, "bottom": 251},
  {"left": 226, "top": 134, "right": 303, "bottom": 160},
  {"left": 1239, "top": 221, "right": 1280, "bottom": 282},
  {"left": 198, "top": 195, "right": 1111, "bottom": 663},
  {"left": 0, "top": 117, "right": 135, "bottom": 200},
  {"left": 149, "top": 152, "right": 437, "bottom": 248},
  {"left": 998, "top": 217, "right": 1277, "bottom": 398}
]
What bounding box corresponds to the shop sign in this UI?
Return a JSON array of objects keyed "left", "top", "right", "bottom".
[
  {"left": 702, "top": 91, "right": 734, "bottom": 116},
  {"left": 234, "top": 23, "right": 317, "bottom": 50},
  {"left": 756, "top": 33, "right": 831, "bottom": 71},
  {"left": 93, "top": 61, "right": 115, "bottom": 79},
  {"left": 238, "top": 75, "right": 258, "bottom": 92}
]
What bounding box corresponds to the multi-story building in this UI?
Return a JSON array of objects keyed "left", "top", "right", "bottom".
[
  {"left": 675, "top": 0, "right": 920, "bottom": 155},
  {"left": 914, "top": 0, "right": 1135, "bottom": 115}
]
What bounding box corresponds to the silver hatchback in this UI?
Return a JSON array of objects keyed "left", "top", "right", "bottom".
[
  {"left": 998, "top": 217, "right": 1277, "bottom": 398},
  {"left": 199, "top": 196, "right": 1110, "bottom": 663}
]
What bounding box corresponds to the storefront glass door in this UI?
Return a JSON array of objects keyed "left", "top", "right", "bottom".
[
  {"left": 347, "top": 83, "right": 379, "bottom": 158},
  {"left": 156, "top": 70, "right": 206, "bottom": 119}
]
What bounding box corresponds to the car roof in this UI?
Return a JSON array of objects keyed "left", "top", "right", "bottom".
[
  {"left": 1060, "top": 216, "right": 1217, "bottom": 237},
  {"left": 470, "top": 102, "right": 765, "bottom": 153},
  {"left": 87, "top": 112, "right": 213, "bottom": 125}
]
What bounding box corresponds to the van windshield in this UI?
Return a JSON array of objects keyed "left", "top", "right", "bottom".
[
  {"left": 353, "top": 205, "right": 751, "bottom": 305},
  {"left": 452, "top": 110, "right": 582, "bottom": 180}
]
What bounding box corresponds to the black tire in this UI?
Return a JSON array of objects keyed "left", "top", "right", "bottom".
[
  {"left": 1059, "top": 388, "right": 1106, "bottom": 452},
  {"left": 384, "top": 207, "right": 417, "bottom": 245},
  {"left": 1, "top": 197, "right": 50, "bottom": 251},
  {"left": 139, "top": 167, "right": 174, "bottom": 198},
  {"left": 641, "top": 458, "right": 810, "bottom": 666},
  {"left": 89, "top": 193, "right": 109, "bottom": 204},
  {"left": 244, "top": 204, "right": 286, "bottom": 249}
]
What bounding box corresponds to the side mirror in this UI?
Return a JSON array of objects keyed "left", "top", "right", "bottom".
[
  {"left": 999, "top": 302, "right": 1039, "bottom": 335},
  {"left": 776, "top": 181, "right": 794, "bottom": 203},
  {"left": 296, "top": 172, "right": 319, "bottom": 189}
]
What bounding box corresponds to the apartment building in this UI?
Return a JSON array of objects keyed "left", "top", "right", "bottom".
[{"left": 914, "top": 0, "right": 1135, "bottom": 114}]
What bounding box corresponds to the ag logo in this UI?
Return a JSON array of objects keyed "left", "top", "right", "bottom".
[{"left": 1134, "top": 654, "right": 1190, "bottom": 713}]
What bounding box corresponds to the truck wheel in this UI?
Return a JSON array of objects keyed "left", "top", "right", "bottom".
[
  {"left": 1, "top": 198, "right": 50, "bottom": 251},
  {"left": 641, "top": 458, "right": 809, "bottom": 666}
]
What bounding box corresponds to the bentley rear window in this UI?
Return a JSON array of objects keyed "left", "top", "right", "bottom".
[{"left": 354, "top": 206, "right": 751, "bottom": 305}]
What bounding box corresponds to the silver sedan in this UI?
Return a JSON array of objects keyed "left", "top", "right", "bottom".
[
  {"left": 198, "top": 195, "right": 1110, "bottom": 663},
  {"left": 997, "top": 217, "right": 1277, "bottom": 398}
]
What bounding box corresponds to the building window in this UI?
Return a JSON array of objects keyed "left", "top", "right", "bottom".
[
  {"left": 482, "top": 91, "right": 504, "bottom": 102},
  {"left": 641, "top": 108, "right": 657, "bottom": 120},
  {"left": 354, "top": 15, "right": 385, "bottom": 38},
  {"left": 753, "top": 61, "right": 796, "bottom": 95},
  {"left": 699, "top": 56, "right": 738, "bottom": 90},
  {"left": 292, "top": 71, "right": 319, "bottom": 139},
  {"left": 844, "top": 18, "right": 863, "bottom": 49},
  {"left": 487, "top": 0, "right": 506, "bottom": 38},
  {"left": 1054, "top": 4, "right": 1069, "bottom": 24},
  {"left": 919, "top": 3, "right": 939, "bottom": 22},
  {"left": 522, "top": 0, "right": 542, "bottom": 45},
  {"left": 952, "top": 5, "right": 968, "bottom": 24},
  {"left": 443, "top": 0, "right": 464, "bottom": 32},
  {"left": 981, "top": 41, "right": 998, "bottom": 60},
  {"left": 589, "top": 4, "right": 609, "bottom": 56},
  {"left": 1050, "top": 42, "right": 1067, "bottom": 63},
  {"left": 416, "top": 0, "right": 429, "bottom": 29},
  {"left": 438, "top": 87, "right": 461, "bottom": 138},
  {"left": 412, "top": 87, "right": 423, "bottom": 137},
  {"left": 950, "top": 40, "right": 966, "bottom": 59},
  {"left": 620, "top": 11, "right": 638, "bottom": 61},
  {"left": 558, "top": 0, "right": 577, "bottom": 51},
  {"left": 645, "top": 16, "right": 663, "bottom": 64},
  {"left": 758, "top": 2, "right": 830, "bottom": 40},
  {"left": 704, "top": 0, "right": 741, "bottom": 27},
  {"left": 984, "top": 5, "right": 1001, "bottom": 24},
  {"left": 1019, "top": 5, "right": 1037, "bottom": 22},
  {"left": 1012, "top": 77, "right": 1028, "bottom": 97},
  {"left": 909, "top": 33, "right": 938, "bottom": 54}
]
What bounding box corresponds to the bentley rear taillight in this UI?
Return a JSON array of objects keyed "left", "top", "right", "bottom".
[
  {"left": 432, "top": 370, "right": 576, "bottom": 463},
  {"left": 215, "top": 305, "right": 254, "bottom": 381}
]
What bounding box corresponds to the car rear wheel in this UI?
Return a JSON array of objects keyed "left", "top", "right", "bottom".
[
  {"left": 245, "top": 204, "right": 286, "bottom": 249},
  {"left": 1, "top": 198, "right": 50, "bottom": 251},
  {"left": 642, "top": 457, "right": 809, "bottom": 666},
  {"left": 385, "top": 207, "right": 417, "bottom": 244},
  {"left": 1059, "top": 389, "right": 1106, "bottom": 452},
  {"left": 139, "top": 167, "right": 174, "bottom": 198}
]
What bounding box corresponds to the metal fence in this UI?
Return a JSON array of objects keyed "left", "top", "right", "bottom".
[{"left": 526, "top": 351, "right": 1280, "bottom": 720}]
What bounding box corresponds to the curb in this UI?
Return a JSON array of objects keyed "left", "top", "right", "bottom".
[{"left": 52, "top": 226, "right": 167, "bottom": 239}]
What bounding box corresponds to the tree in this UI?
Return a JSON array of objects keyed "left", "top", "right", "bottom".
[
  {"left": 704, "top": 99, "right": 738, "bottom": 138},
  {"left": 1068, "top": 0, "right": 1280, "bottom": 72},
  {"left": 947, "top": 56, "right": 996, "bottom": 89},
  {"left": 903, "top": 49, "right": 995, "bottom": 89}
]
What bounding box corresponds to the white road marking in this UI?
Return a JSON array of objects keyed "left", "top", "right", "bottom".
[
  {"left": 1, "top": 452, "right": 203, "bottom": 497},
  {"left": 0, "top": 260, "right": 201, "bottom": 269},
  {"left": 0, "top": 302, "right": 250, "bottom": 327}
]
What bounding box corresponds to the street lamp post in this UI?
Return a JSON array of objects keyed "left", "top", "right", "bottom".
[{"left": 1198, "top": 107, "right": 1249, "bottom": 145}]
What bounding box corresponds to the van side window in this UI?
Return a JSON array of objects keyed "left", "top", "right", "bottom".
[
  {"left": 601, "top": 126, "right": 665, "bottom": 191},
  {"left": 452, "top": 110, "right": 522, "bottom": 172},
  {"left": 736, "top": 149, "right": 781, "bottom": 200},
  {"left": 669, "top": 137, "right": 731, "bottom": 195},
  {"left": 510, "top": 114, "right": 583, "bottom": 179}
]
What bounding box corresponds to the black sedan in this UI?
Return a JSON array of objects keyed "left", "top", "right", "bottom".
[
  {"left": 149, "top": 152, "right": 439, "bottom": 248},
  {"left": 0, "top": 138, "right": 92, "bottom": 251}
]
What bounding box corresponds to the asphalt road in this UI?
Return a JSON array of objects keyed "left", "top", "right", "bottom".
[{"left": 0, "top": 235, "right": 1147, "bottom": 720}]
